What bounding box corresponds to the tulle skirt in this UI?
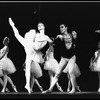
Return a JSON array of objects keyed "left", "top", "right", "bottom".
[
  {"left": 44, "top": 58, "right": 59, "bottom": 73},
  {"left": 32, "top": 51, "right": 44, "bottom": 64},
  {"left": 0, "top": 69, "right": 3, "bottom": 77},
  {"left": 63, "top": 56, "right": 81, "bottom": 77},
  {"left": 0, "top": 57, "right": 16, "bottom": 74},
  {"left": 30, "top": 61, "right": 43, "bottom": 78},
  {"left": 90, "top": 56, "right": 100, "bottom": 72}
]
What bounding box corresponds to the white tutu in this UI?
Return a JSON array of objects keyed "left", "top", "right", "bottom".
[
  {"left": 63, "top": 56, "right": 81, "bottom": 77},
  {"left": 32, "top": 51, "right": 44, "bottom": 64},
  {"left": 30, "top": 61, "right": 43, "bottom": 78},
  {"left": 92, "top": 56, "right": 100, "bottom": 71},
  {"left": 44, "top": 57, "right": 59, "bottom": 74},
  {"left": 0, "top": 57, "right": 16, "bottom": 74}
]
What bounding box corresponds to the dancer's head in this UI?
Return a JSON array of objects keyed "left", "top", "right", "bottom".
[
  {"left": 38, "top": 22, "right": 45, "bottom": 31},
  {"left": 3, "top": 37, "right": 10, "bottom": 46},
  {"left": 59, "top": 24, "right": 67, "bottom": 33}
]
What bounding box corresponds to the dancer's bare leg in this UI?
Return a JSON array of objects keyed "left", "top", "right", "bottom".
[
  {"left": 0, "top": 78, "right": 9, "bottom": 92},
  {"left": 98, "top": 72, "right": 100, "bottom": 92},
  {"left": 75, "top": 79, "right": 81, "bottom": 92},
  {"left": 43, "top": 58, "right": 68, "bottom": 93},
  {"left": 48, "top": 71, "right": 54, "bottom": 86},
  {"left": 7, "top": 76, "right": 18, "bottom": 92},
  {"left": 35, "top": 79, "right": 43, "bottom": 92},
  {"left": 67, "top": 73, "right": 71, "bottom": 92},
  {"left": 56, "top": 82, "right": 63, "bottom": 92},
  {"left": 48, "top": 70, "right": 63, "bottom": 92},
  {"left": 30, "top": 74, "right": 35, "bottom": 93},
  {"left": 1, "top": 74, "right": 7, "bottom": 93},
  {"left": 69, "top": 73, "right": 75, "bottom": 94},
  {"left": 25, "top": 59, "right": 31, "bottom": 93}
]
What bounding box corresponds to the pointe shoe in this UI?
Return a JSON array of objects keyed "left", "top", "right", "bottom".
[
  {"left": 69, "top": 89, "right": 75, "bottom": 94},
  {"left": 5, "top": 88, "right": 10, "bottom": 92},
  {"left": 76, "top": 86, "right": 81, "bottom": 92},
  {"left": 40, "top": 86, "right": 43, "bottom": 92},
  {"left": 1, "top": 89, "right": 5, "bottom": 93},
  {"left": 67, "top": 88, "right": 70, "bottom": 92},
  {"left": 30, "top": 88, "right": 33, "bottom": 93},
  {"left": 42, "top": 89, "right": 52, "bottom": 94},
  {"left": 25, "top": 85, "right": 31, "bottom": 94},
  {"left": 58, "top": 86, "right": 63, "bottom": 92},
  {"left": 98, "top": 88, "right": 100, "bottom": 92},
  {"left": 13, "top": 86, "right": 18, "bottom": 92}
]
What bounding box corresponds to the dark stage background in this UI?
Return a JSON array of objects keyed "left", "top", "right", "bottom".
[{"left": 0, "top": 1, "right": 100, "bottom": 93}]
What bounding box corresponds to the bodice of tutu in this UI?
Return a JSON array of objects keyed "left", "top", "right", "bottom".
[{"left": 33, "top": 34, "right": 47, "bottom": 50}]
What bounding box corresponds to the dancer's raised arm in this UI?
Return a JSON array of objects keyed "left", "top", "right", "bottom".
[{"left": 9, "top": 17, "right": 25, "bottom": 46}]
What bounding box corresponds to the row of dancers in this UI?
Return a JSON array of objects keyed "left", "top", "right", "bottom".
[{"left": 0, "top": 17, "right": 99, "bottom": 94}]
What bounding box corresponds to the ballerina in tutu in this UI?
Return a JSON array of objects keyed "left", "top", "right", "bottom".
[
  {"left": 0, "top": 37, "right": 18, "bottom": 93},
  {"left": 29, "top": 23, "right": 53, "bottom": 93},
  {"left": 9, "top": 17, "right": 53, "bottom": 93},
  {"left": 43, "top": 42, "right": 63, "bottom": 92},
  {"left": 89, "top": 42, "right": 100, "bottom": 92}
]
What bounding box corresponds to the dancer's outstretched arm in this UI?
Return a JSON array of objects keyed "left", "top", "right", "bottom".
[{"left": 9, "top": 17, "right": 25, "bottom": 46}]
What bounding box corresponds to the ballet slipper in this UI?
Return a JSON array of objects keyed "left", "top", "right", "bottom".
[
  {"left": 58, "top": 86, "right": 63, "bottom": 92},
  {"left": 98, "top": 88, "right": 100, "bottom": 92},
  {"left": 40, "top": 86, "right": 43, "bottom": 92},
  {"left": 5, "top": 88, "right": 10, "bottom": 92},
  {"left": 13, "top": 86, "right": 18, "bottom": 92},
  {"left": 67, "top": 88, "right": 70, "bottom": 92},
  {"left": 76, "top": 86, "right": 81, "bottom": 92},
  {"left": 25, "top": 85, "right": 31, "bottom": 94},
  {"left": 69, "top": 89, "right": 75, "bottom": 94},
  {"left": 42, "top": 89, "right": 52, "bottom": 94},
  {"left": 1, "top": 89, "right": 5, "bottom": 93}
]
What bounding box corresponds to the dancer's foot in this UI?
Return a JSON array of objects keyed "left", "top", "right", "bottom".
[
  {"left": 69, "top": 89, "right": 75, "bottom": 94},
  {"left": 1, "top": 89, "right": 5, "bottom": 93},
  {"left": 25, "top": 85, "right": 31, "bottom": 94},
  {"left": 98, "top": 88, "right": 100, "bottom": 92},
  {"left": 30, "top": 89, "right": 33, "bottom": 93},
  {"left": 5, "top": 88, "right": 10, "bottom": 92},
  {"left": 40, "top": 86, "right": 43, "bottom": 92},
  {"left": 42, "top": 89, "right": 52, "bottom": 94},
  {"left": 67, "top": 88, "right": 70, "bottom": 93},
  {"left": 76, "top": 86, "right": 81, "bottom": 92},
  {"left": 58, "top": 86, "right": 63, "bottom": 92},
  {"left": 13, "top": 86, "right": 18, "bottom": 92}
]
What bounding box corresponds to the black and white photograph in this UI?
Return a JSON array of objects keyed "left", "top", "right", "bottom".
[{"left": 0, "top": 1, "right": 100, "bottom": 99}]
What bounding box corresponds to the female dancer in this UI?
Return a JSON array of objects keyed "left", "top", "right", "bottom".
[
  {"left": 9, "top": 18, "right": 52, "bottom": 93},
  {"left": 90, "top": 42, "right": 100, "bottom": 92},
  {"left": 0, "top": 37, "right": 18, "bottom": 93},
  {"left": 43, "top": 42, "right": 63, "bottom": 92}
]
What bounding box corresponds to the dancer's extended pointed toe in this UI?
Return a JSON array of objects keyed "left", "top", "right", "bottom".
[{"left": 42, "top": 89, "right": 52, "bottom": 94}]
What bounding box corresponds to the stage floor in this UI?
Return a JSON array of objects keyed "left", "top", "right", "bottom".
[{"left": 0, "top": 92, "right": 100, "bottom": 99}]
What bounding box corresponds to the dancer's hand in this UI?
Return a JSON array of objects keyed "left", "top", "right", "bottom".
[
  {"left": 9, "top": 17, "right": 15, "bottom": 26},
  {"left": 56, "top": 35, "right": 63, "bottom": 39}
]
